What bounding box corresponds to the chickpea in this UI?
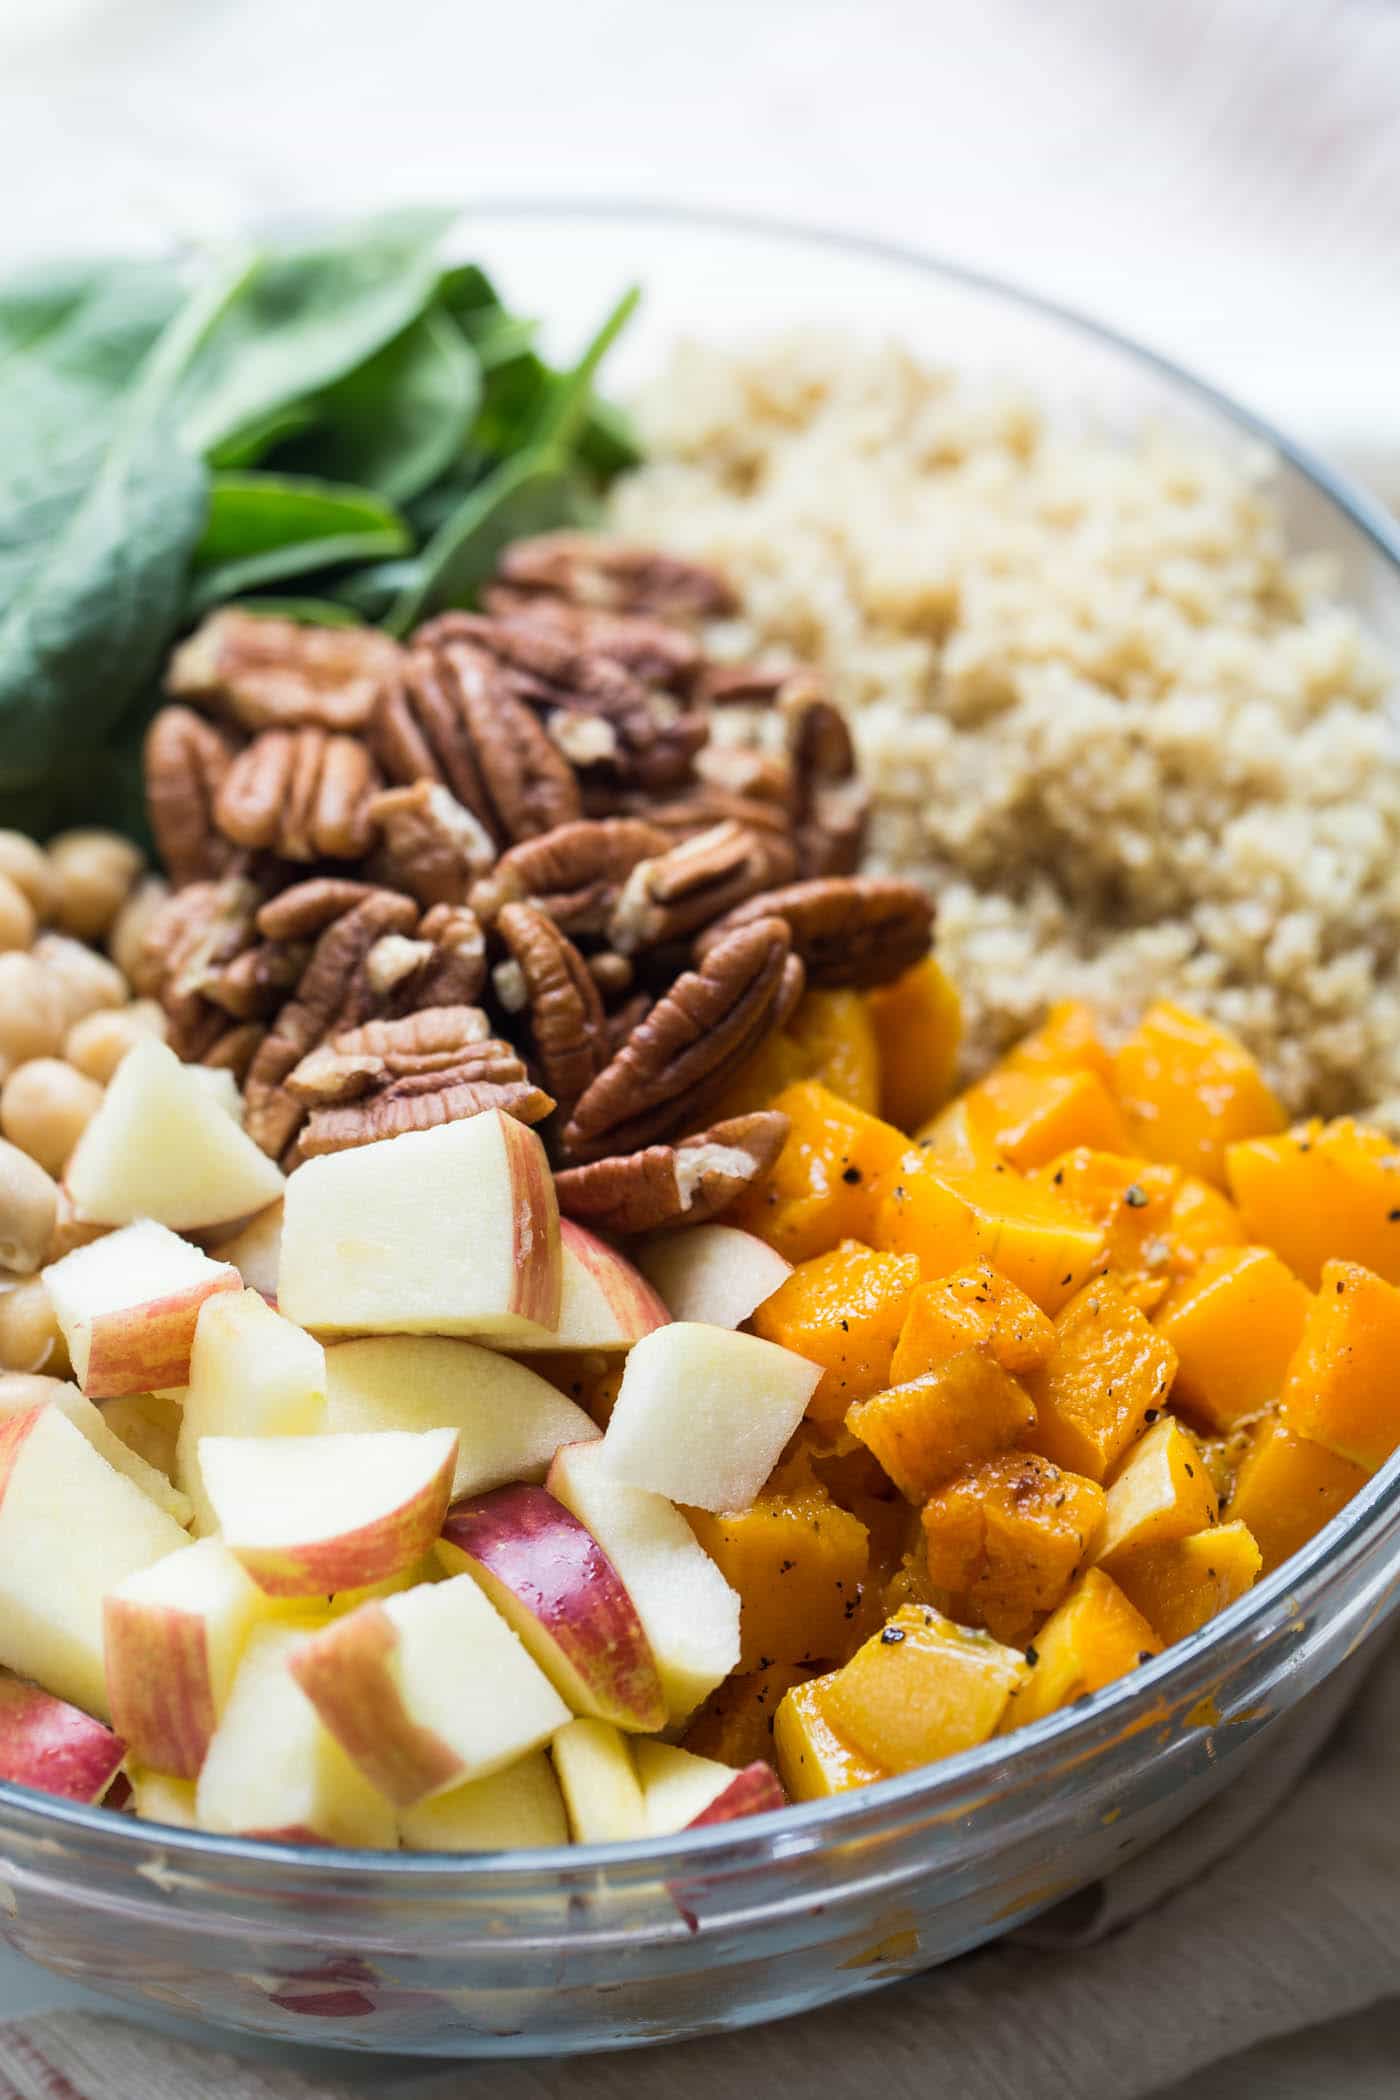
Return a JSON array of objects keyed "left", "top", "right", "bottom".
[
  {"left": 0, "top": 1276, "right": 68, "bottom": 1375},
  {"left": 48, "top": 829, "right": 144, "bottom": 944},
  {"left": 0, "top": 1140, "right": 58, "bottom": 1276},
  {"left": 108, "top": 874, "right": 170, "bottom": 996},
  {"left": 66, "top": 1001, "right": 168, "bottom": 1085},
  {"left": 30, "top": 933, "right": 127, "bottom": 1027},
  {"left": 0, "top": 873, "right": 35, "bottom": 954},
  {"left": 45, "top": 1188, "right": 111, "bottom": 1265},
  {"left": 0, "top": 832, "right": 56, "bottom": 921},
  {"left": 1, "top": 1059, "right": 104, "bottom": 1178},
  {"left": 0, "top": 953, "right": 70, "bottom": 1074}
]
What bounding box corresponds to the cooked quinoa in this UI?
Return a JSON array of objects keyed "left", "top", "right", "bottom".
[{"left": 609, "top": 337, "right": 1400, "bottom": 1123}]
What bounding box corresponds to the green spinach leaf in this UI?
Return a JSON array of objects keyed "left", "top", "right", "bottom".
[{"left": 189, "top": 472, "right": 410, "bottom": 612}]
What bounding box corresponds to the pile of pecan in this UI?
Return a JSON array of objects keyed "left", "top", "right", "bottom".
[{"left": 140, "top": 534, "right": 934, "bottom": 1236}]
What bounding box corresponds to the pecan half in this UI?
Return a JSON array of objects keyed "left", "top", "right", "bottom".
[
  {"left": 606, "top": 821, "right": 774, "bottom": 955},
  {"left": 202, "top": 1021, "right": 266, "bottom": 1083},
  {"left": 695, "top": 875, "right": 934, "bottom": 989},
  {"left": 554, "top": 1111, "right": 789, "bottom": 1235},
  {"left": 167, "top": 609, "right": 402, "bottom": 733},
  {"left": 256, "top": 878, "right": 380, "bottom": 942},
  {"left": 621, "top": 787, "right": 798, "bottom": 887},
  {"left": 142, "top": 875, "right": 266, "bottom": 1058},
  {"left": 495, "top": 902, "right": 610, "bottom": 1118},
  {"left": 286, "top": 1006, "right": 494, "bottom": 1101},
  {"left": 470, "top": 818, "right": 671, "bottom": 935},
  {"left": 367, "top": 782, "right": 496, "bottom": 908},
  {"left": 783, "top": 681, "right": 868, "bottom": 878},
  {"left": 494, "top": 534, "right": 737, "bottom": 622},
  {"left": 413, "top": 904, "right": 489, "bottom": 1008},
  {"left": 144, "top": 706, "right": 244, "bottom": 887},
  {"left": 200, "top": 938, "right": 311, "bottom": 1020},
  {"left": 561, "top": 917, "right": 798, "bottom": 1163},
  {"left": 479, "top": 590, "right": 704, "bottom": 689},
  {"left": 215, "top": 727, "right": 381, "bottom": 863}
]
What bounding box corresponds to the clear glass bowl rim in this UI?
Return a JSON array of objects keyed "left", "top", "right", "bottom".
[{"left": 5, "top": 194, "right": 1399, "bottom": 1889}]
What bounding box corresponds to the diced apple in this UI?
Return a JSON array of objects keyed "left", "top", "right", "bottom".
[
  {"left": 178, "top": 1289, "right": 326, "bottom": 1536},
  {"left": 65, "top": 1038, "right": 284, "bottom": 1231},
  {"left": 685, "top": 1760, "right": 786, "bottom": 1828},
  {"left": 202, "top": 1429, "right": 458, "bottom": 1596},
  {"left": 196, "top": 1622, "right": 397, "bottom": 1847},
  {"left": 0, "top": 1378, "right": 190, "bottom": 1526},
  {"left": 438, "top": 1484, "right": 665, "bottom": 1732},
  {"left": 602, "top": 1323, "right": 821, "bottom": 1512},
  {"left": 288, "top": 1575, "right": 569, "bottom": 1807},
  {"left": 278, "top": 1111, "right": 561, "bottom": 1341},
  {"left": 546, "top": 1439, "right": 740, "bottom": 1723},
  {"left": 634, "top": 1738, "right": 735, "bottom": 1834},
  {"left": 509, "top": 1221, "right": 669, "bottom": 1352},
  {"left": 211, "top": 1201, "right": 283, "bottom": 1301},
  {"left": 99, "top": 1390, "right": 182, "bottom": 1485},
  {"left": 552, "top": 1717, "right": 647, "bottom": 1843},
  {"left": 398, "top": 1751, "right": 569, "bottom": 1851},
  {"left": 0, "top": 1403, "right": 189, "bottom": 1717},
  {"left": 323, "top": 1336, "right": 598, "bottom": 1502},
  {"left": 104, "top": 1538, "right": 265, "bottom": 1778},
  {"left": 45, "top": 1220, "right": 241, "bottom": 1399},
  {"left": 188, "top": 1066, "right": 244, "bottom": 1122},
  {"left": 0, "top": 1668, "right": 126, "bottom": 1802},
  {"left": 635, "top": 1226, "right": 793, "bottom": 1331},
  {"left": 129, "top": 1767, "right": 199, "bottom": 1829}
]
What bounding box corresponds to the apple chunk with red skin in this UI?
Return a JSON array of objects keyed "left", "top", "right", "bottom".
[
  {"left": 634, "top": 1738, "right": 786, "bottom": 1834},
  {"left": 104, "top": 1538, "right": 266, "bottom": 1778},
  {"left": 0, "top": 1669, "right": 125, "bottom": 1803},
  {"left": 201, "top": 1429, "right": 458, "bottom": 1596},
  {"left": 437, "top": 1484, "right": 666, "bottom": 1733},
  {"left": 44, "top": 1219, "right": 241, "bottom": 1399},
  {"left": 210, "top": 1201, "right": 283, "bottom": 1302},
  {"left": 635, "top": 1225, "right": 792, "bottom": 1332},
  {"left": 277, "top": 1111, "right": 561, "bottom": 1342},
  {"left": 508, "top": 1222, "right": 669, "bottom": 1353},
  {"left": 288, "top": 1575, "right": 569, "bottom": 1807},
  {"left": 178, "top": 1288, "right": 326, "bottom": 1537}
]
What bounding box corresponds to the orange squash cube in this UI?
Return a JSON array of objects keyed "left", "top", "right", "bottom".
[
  {"left": 682, "top": 1662, "right": 814, "bottom": 1768},
  {"left": 959, "top": 1066, "right": 1133, "bottom": 1174},
  {"left": 686, "top": 1479, "right": 870, "bottom": 1671},
  {"left": 1096, "top": 1417, "right": 1218, "bottom": 1567},
  {"left": 1163, "top": 1175, "right": 1248, "bottom": 1275},
  {"left": 915, "top": 1095, "right": 1006, "bottom": 1170},
  {"left": 1003, "top": 1568, "right": 1162, "bottom": 1730},
  {"left": 847, "top": 1354, "right": 1038, "bottom": 1503},
  {"left": 785, "top": 989, "right": 882, "bottom": 1114},
  {"left": 889, "top": 1262, "right": 1056, "bottom": 1383},
  {"left": 731, "top": 1081, "right": 908, "bottom": 1263},
  {"left": 1227, "top": 1118, "right": 1400, "bottom": 1290},
  {"left": 1110, "top": 1520, "right": 1262, "bottom": 1644},
  {"left": 1114, "top": 1001, "right": 1285, "bottom": 1186},
  {"left": 1225, "top": 1412, "right": 1366, "bottom": 1574},
  {"left": 872, "top": 1157, "right": 1106, "bottom": 1314},
  {"left": 1280, "top": 1259, "right": 1400, "bottom": 1472},
  {"left": 868, "top": 957, "right": 962, "bottom": 1132},
  {"left": 1031, "top": 1149, "right": 1181, "bottom": 1282},
  {"left": 1005, "top": 999, "right": 1115, "bottom": 1089},
  {"left": 1156, "top": 1245, "right": 1311, "bottom": 1430},
  {"left": 1026, "top": 1276, "right": 1178, "bottom": 1481},
  {"left": 533, "top": 1351, "right": 626, "bottom": 1428},
  {"left": 822, "top": 1604, "right": 1026, "bottom": 1773},
  {"left": 751, "top": 1243, "right": 920, "bottom": 1422},
  {"left": 773, "top": 1671, "right": 886, "bottom": 1799},
  {"left": 921, "top": 1451, "right": 1105, "bottom": 1643}
]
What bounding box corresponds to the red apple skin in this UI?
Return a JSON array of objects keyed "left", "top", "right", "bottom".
[
  {"left": 560, "top": 1221, "right": 670, "bottom": 1343},
  {"left": 0, "top": 1404, "right": 41, "bottom": 1517},
  {"left": 288, "top": 1607, "right": 465, "bottom": 1807},
  {"left": 685, "top": 1762, "right": 786, "bottom": 1829},
  {"left": 81, "top": 1269, "right": 241, "bottom": 1399},
  {"left": 103, "top": 1598, "right": 217, "bottom": 1780},
  {"left": 504, "top": 1118, "right": 563, "bottom": 1333},
  {"left": 234, "top": 1442, "right": 457, "bottom": 1598},
  {"left": 439, "top": 1484, "right": 666, "bottom": 1733},
  {"left": 0, "top": 1671, "right": 126, "bottom": 1803}
]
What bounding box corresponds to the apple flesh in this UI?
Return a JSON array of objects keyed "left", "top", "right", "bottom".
[
  {"left": 685, "top": 1760, "right": 786, "bottom": 1828},
  {"left": 509, "top": 1221, "right": 669, "bottom": 1352},
  {"left": 0, "top": 1668, "right": 125, "bottom": 1803},
  {"left": 602, "top": 1322, "right": 820, "bottom": 1513},
  {"left": 635, "top": 1225, "right": 793, "bottom": 1331},
  {"left": 178, "top": 1288, "right": 326, "bottom": 1536},
  {"left": 278, "top": 1111, "right": 561, "bottom": 1342},
  {"left": 438, "top": 1484, "right": 666, "bottom": 1733},
  {"left": 104, "top": 1538, "right": 265, "bottom": 1778},
  {"left": 65, "top": 1037, "right": 285, "bottom": 1231},
  {"left": 196, "top": 1622, "right": 397, "bottom": 1848},
  {"left": 201, "top": 1429, "right": 458, "bottom": 1596},
  {"left": 129, "top": 1767, "right": 198, "bottom": 1829},
  {"left": 0, "top": 1403, "right": 189, "bottom": 1717},
  {"left": 0, "top": 1378, "right": 190, "bottom": 1526},
  {"left": 546, "top": 1439, "right": 740, "bottom": 1723},
  {"left": 288, "top": 1575, "right": 569, "bottom": 1807},
  {"left": 323, "top": 1335, "right": 598, "bottom": 1501},
  {"left": 551, "top": 1717, "right": 647, "bottom": 1843},
  {"left": 398, "top": 1750, "right": 568, "bottom": 1851},
  {"left": 210, "top": 1201, "right": 283, "bottom": 1302},
  {"left": 98, "top": 1390, "right": 182, "bottom": 1487},
  {"left": 44, "top": 1219, "right": 241, "bottom": 1398}
]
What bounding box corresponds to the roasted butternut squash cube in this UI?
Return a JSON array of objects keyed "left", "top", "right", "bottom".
[
  {"left": 533, "top": 1350, "right": 626, "bottom": 1428},
  {"left": 783, "top": 1419, "right": 899, "bottom": 1510},
  {"left": 773, "top": 1671, "right": 886, "bottom": 1800},
  {"left": 1005, "top": 999, "right": 1115, "bottom": 1088},
  {"left": 959, "top": 1066, "right": 1133, "bottom": 1175},
  {"left": 868, "top": 957, "right": 961, "bottom": 1132},
  {"left": 1280, "top": 1259, "right": 1400, "bottom": 1472},
  {"left": 872, "top": 1157, "right": 1105, "bottom": 1314},
  {"left": 1156, "top": 1245, "right": 1311, "bottom": 1430},
  {"left": 1227, "top": 1118, "right": 1400, "bottom": 1290},
  {"left": 1163, "top": 1175, "right": 1248, "bottom": 1274},
  {"left": 682, "top": 1662, "right": 814, "bottom": 1768},
  {"left": 785, "top": 989, "right": 882, "bottom": 1114},
  {"left": 1225, "top": 1412, "right": 1366, "bottom": 1574},
  {"left": 1003, "top": 1568, "right": 1162, "bottom": 1730},
  {"left": 686, "top": 1477, "right": 870, "bottom": 1672},
  {"left": 1114, "top": 1001, "right": 1285, "bottom": 1186},
  {"left": 823, "top": 1604, "right": 1026, "bottom": 1772},
  {"left": 1026, "top": 1276, "right": 1178, "bottom": 1481},
  {"left": 751, "top": 1243, "right": 920, "bottom": 1422},
  {"left": 847, "top": 1353, "right": 1037, "bottom": 1504},
  {"left": 915, "top": 1095, "right": 1005, "bottom": 1170},
  {"left": 921, "top": 1451, "right": 1105, "bottom": 1644},
  {"left": 1110, "top": 1520, "right": 1261, "bottom": 1643},
  {"left": 1031, "top": 1150, "right": 1182, "bottom": 1284},
  {"left": 732, "top": 1081, "right": 908, "bottom": 1262},
  {"left": 890, "top": 1262, "right": 1056, "bottom": 1382},
  {"left": 1096, "top": 1417, "right": 1218, "bottom": 1567},
  {"left": 705, "top": 1026, "right": 811, "bottom": 1123}
]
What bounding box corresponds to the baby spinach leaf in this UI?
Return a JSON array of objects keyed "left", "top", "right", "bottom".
[
  {"left": 189, "top": 472, "right": 410, "bottom": 613},
  {"left": 224, "top": 596, "right": 367, "bottom": 628},
  {"left": 388, "top": 452, "right": 587, "bottom": 633}
]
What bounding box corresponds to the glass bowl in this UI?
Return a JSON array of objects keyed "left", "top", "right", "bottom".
[{"left": 3, "top": 203, "right": 1399, "bottom": 2061}]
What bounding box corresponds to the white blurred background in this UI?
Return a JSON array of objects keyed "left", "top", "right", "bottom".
[{"left": 3, "top": 0, "right": 1399, "bottom": 493}]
